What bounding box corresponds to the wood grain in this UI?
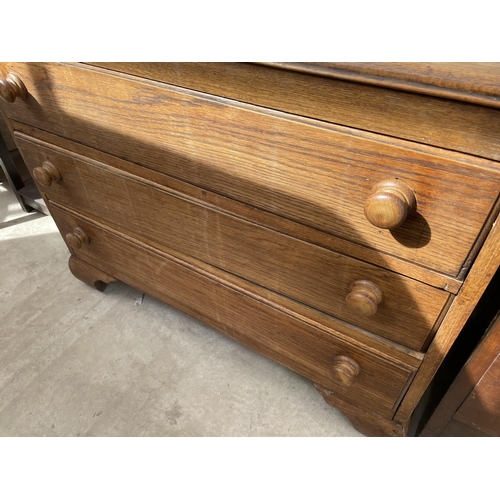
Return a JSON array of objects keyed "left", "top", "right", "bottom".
[
  {"left": 11, "top": 122, "right": 463, "bottom": 293},
  {"left": 50, "top": 199, "right": 424, "bottom": 370},
  {"left": 18, "top": 134, "right": 450, "bottom": 351},
  {"left": 86, "top": 62, "right": 500, "bottom": 161},
  {"left": 4, "top": 63, "right": 500, "bottom": 276},
  {"left": 49, "top": 203, "right": 415, "bottom": 419},
  {"left": 264, "top": 63, "right": 500, "bottom": 107}
]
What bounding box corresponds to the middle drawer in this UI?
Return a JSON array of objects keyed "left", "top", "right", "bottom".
[{"left": 17, "top": 134, "right": 450, "bottom": 351}]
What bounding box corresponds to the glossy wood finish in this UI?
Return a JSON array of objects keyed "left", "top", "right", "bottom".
[
  {"left": 17, "top": 134, "right": 450, "bottom": 351},
  {"left": 50, "top": 203, "right": 415, "bottom": 419},
  {"left": 4, "top": 63, "right": 500, "bottom": 276},
  {"left": 87, "top": 63, "right": 500, "bottom": 162},
  {"left": 0, "top": 73, "right": 27, "bottom": 103}
]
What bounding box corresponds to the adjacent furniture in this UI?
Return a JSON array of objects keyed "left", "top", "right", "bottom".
[
  {"left": 421, "top": 311, "right": 500, "bottom": 437},
  {"left": 1, "top": 63, "right": 499, "bottom": 436},
  {"left": 0, "top": 113, "right": 47, "bottom": 215}
]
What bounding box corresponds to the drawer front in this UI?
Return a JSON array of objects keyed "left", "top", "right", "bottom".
[
  {"left": 2, "top": 63, "right": 500, "bottom": 276},
  {"left": 49, "top": 203, "right": 415, "bottom": 418},
  {"left": 17, "top": 135, "right": 450, "bottom": 351}
]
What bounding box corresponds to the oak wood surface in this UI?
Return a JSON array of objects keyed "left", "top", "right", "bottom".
[
  {"left": 18, "top": 134, "right": 451, "bottom": 351},
  {"left": 12, "top": 122, "right": 463, "bottom": 294},
  {"left": 50, "top": 199, "right": 424, "bottom": 370},
  {"left": 4, "top": 63, "right": 500, "bottom": 276},
  {"left": 86, "top": 62, "right": 500, "bottom": 161},
  {"left": 49, "top": 203, "right": 414, "bottom": 419},
  {"left": 394, "top": 212, "right": 500, "bottom": 424},
  {"left": 263, "top": 63, "right": 500, "bottom": 107}
]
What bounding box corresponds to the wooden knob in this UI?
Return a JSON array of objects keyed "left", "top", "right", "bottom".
[
  {"left": 345, "top": 280, "right": 383, "bottom": 318},
  {"left": 364, "top": 179, "right": 416, "bottom": 229},
  {"left": 0, "top": 73, "right": 27, "bottom": 103},
  {"left": 65, "top": 227, "right": 89, "bottom": 251},
  {"left": 32, "top": 161, "right": 61, "bottom": 187},
  {"left": 329, "top": 355, "right": 360, "bottom": 387}
]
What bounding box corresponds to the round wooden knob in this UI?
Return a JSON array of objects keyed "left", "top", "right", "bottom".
[
  {"left": 0, "top": 73, "right": 27, "bottom": 103},
  {"left": 329, "top": 355, "right": 360, "bottom": 387},
  {"left": 65, "top": 227, "right": 89, "bottom": 251},
  {"left": 345, "top": 280, "right": 383, "bottom": 318},
  {"left": 32, "top": 161, "right": 61, "bottom": 187},
  {"left": 364, "top": 179, "right": 416, "bottom": 229}
]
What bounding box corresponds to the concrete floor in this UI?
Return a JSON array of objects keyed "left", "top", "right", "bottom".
[{"left": 0, "top": 171, "right": 363, "bottom": 436}]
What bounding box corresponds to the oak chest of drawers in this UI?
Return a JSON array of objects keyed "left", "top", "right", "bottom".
[{"left": 1, "top": 62, "right": 499, "bottom": 436}]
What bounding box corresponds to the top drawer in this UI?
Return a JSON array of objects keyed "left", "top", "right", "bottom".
[{"left": 2, "top": 62, "right": 500, "bottom": 276}]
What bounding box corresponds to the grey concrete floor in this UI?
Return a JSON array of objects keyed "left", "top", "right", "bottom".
[{"left": 0, "top": 172, "right": 363, "bottom": 436}]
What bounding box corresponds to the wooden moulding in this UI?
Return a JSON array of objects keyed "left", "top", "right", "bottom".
[
  {"left": 262, "top": 63, "right": 500, "bottom": 108},
  {"left": 86, "top": 62, "right": 500, "bottom": 161}
]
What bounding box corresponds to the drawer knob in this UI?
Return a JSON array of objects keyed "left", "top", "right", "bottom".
[
  {"left": 0, "top": 73, "right": 27, "bottom": 103},
  {"left": 32, "top": 161, "right": 61, "bottom": 187},
  {"left": 329, "top": 355, "right": 360, "bottom": 387},
  {"left": 364, "top": 179, "right": 416, "bottom": 229},
  {"left": 345, "top": 280, "right": 383, "bottom": 317},
  {"left": 65, "top": 227, "right": 90, "bottom": 251}
]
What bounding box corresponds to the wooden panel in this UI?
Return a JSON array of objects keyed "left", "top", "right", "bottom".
[
  {"left": 87, "top": 62, "right": 500, "bottom": 161},
  {"left": 48, "top": 203, "right": 415, "bottom": 419},
  {"left": 53, "top": 200, "right": 425, "bottom": 370},
  {"left": 11, "top": 122, "right": 463, "bottom": 294},
  {"left": 3, "top": 63, "right": 500, "bottom": 276},
  {"left": 264, "top": 63, "right": 500, "bottom": 106},
  {"left": 454, "top": 353, "right": 500, "bottom": 436},
  {"left": 16, "top": 134, "right": 450, "bottom": 351}
]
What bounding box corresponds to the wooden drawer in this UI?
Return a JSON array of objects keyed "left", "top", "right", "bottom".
[
  {"left": 48, "top": 202, "right": 416, "bottom": 419},
  {"left": 17, "top": 134, "right": 450, "bottom": 352},
  {"left": 2, "top": 62, "right": 500, "bottom": 276}
]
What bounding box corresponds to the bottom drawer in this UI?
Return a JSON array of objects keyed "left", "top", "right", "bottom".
[{"left": 49, "top": 202, "right": 416, "bottom": 419}]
